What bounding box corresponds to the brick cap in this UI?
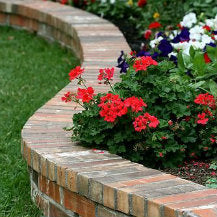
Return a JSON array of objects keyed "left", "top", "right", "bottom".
[{"left": 0, "top": 0, "right": 216, "bottom": 216}]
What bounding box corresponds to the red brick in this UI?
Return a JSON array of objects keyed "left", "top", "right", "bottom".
[
  {"left": 9, "top": 14, "right": 26, "bottom": 27},
  {"left": 168, "top": 195, "right": 217, "bottom": 209},
  {"left": 0, "top": 12, "right": 7, "bottom": 24},
  {"left": 192, "top": 208, "right": 217, "bottom": 217},
  {"left": 49, "top": 202, "right": 70, "bottom": 217},
  {"left": 35, "top": 194, "right": 49, "bottom": 217},
  {"left": 153, "top": 189, "right": 217, "bottom": 204},
  {"left": 47, "top": 180, "right": 60, "bottom": 204},
  {"left": 147, "top": 201, "right": 161, "bottom": 217},
  {"left": 67, "top": 170, "right": 77, "bottom": 193},
  {"left": 39, "top": 175, "right": 47, "bottom": 194},
  {"left": 63, "top": 188, "right": 95, "bottom": 217}
]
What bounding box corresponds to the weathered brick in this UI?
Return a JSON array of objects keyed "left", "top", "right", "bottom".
[
  {"left": 47, "top": 160, "right": 56, "bottom": 181},
  {"left": 117, "top": 190, "right": 129, "bottom": 214},
  {"left": 67, "top": 169, "right": 77, "bottom": 193},
  {"left": 63, "top": 188, "right": 96, "bottom": 217},
  {"left": 0, "top": 12, "right": 7, "bottom": 24},
  {"left": 147, "top": 201, "right": 161, "bottom": 217},
  {"left": 57, "top": 165, "right": 66, "bottom": 188},
  {"left": 32, "top": 151, "right": 40, "bottom": 173},
  {"left": 47, "top": 180, "right": 60, "bottom": 204},
  {"left": 131, "top": 194, "right": 145, "bottom": 217},
  {"left": 97, "top": 205, "right": 116, "bottom": 217},
  {"left": 49, "top": 202, "right": 70, "bottom": 217},
  {"left": 77, "top": 174, "right": 89, "bottom": 197},
  {"left": 89, "top": 180, "right": 103, "bottom": 204},
  {"left": 103, "top": 185, "right": 115, "bottom": 210},
  {"left": 191, "top": 208, "right": 217, "bottom": 217}
]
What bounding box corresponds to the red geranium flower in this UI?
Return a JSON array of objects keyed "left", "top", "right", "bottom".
[
  {"left": 168, "top": 120, "right": 173, "bottom": 126},
  {"left": 98, "top": 67, "right": 114, "bottom": 81},
  {"left": 98, "top": 93, "right": 127, "bottom": 122},
  {"left": 60, "top": 0, "right": 68, "bottom": 4},
  {"left": 76, "top": 87, "right": 95, "bottom": 103},
  {"left": 148, "top": 22, "right": 161, "bottom": 29},
  {"left": 138, "top": 0, "right": 147, "bottom": 7},
  {"left": 124, "top": 96, "right": 147, "bottom": 112},
  {"left": 194, "top": 93, "right": 215, "bottom": 109},
  {"left": 144, "top": 29, "right": 152, "bottom": 39},
  {"left": 159, "top": 152, "right": 164, "bottom": 157},
  {"left": 69, "top": 66, "right": 84, "bottom": 80},
  {"left": 133, "top": 56, "right": 158, "bottom": 72},
  {"left": 133, "top": 112, "right": 159, "bottom": 132},
  {"left": 203, "top": 25, "right": 211, "bottom": 31},
  {"left": 197, "top": 113, "right": 208, "bottom": 125},
  {"left": 61, "top": 91, "right": 74, "bottom": 102}
]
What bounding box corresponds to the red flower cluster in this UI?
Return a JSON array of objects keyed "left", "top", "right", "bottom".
[
  {"left": 60, "top": 0, "right": 68, "bottom": 4},
  {"left": 203, "top": 25, "right": 211, "bottom": 31},
  {"left": 197, "top": 113, "right": 209, "bottom": 125},
  {"left": 133, "top": 113, "right": 159, "bottom": 132},
  {"left": 69, "top": 66, "right": 84, "bottom": 80},
  {"left": 98, "top": 67, "right": 114, "bottom": 81},
  {"left": 148, "top": 21, "right": 161, "bottom": 29},
  {"left": 144, "top": 29, "right": 152, "bottom": 39},
  {"left": 133, "top": 56, "right": 158, "bottom": 72},
  {"left": 194, "top": 93, "right": 216, "bottom": 109},
  {"left": 124, "top": 96, "right": 147, "bottom": 112},
  {"left": 204, "top": 53, "right": 211, "bottom": 63},
  {"left": 76, "top": 87, "right": 95, "bottom": 103},
  {"left": 138, "top": 0, "right": 147, "bottom": 7},
  {"left": 61, "top": 91, "right": 74, "bottom": 102},
  {"left": 98, "top": 93, "right": 127, "bottom": 122}
]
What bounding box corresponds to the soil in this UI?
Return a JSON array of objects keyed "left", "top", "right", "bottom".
[{"left": 162, "top": 160, "right": 217, "bottom": 186}]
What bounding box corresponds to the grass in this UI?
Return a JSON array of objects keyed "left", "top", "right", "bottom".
[{"left": 0, "top": 26, "right": 80, "bottom": 217}]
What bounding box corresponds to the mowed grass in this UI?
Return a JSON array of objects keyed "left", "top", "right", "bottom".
[{"left": 0, "top": 26, "right": 80, "bottom": 217}]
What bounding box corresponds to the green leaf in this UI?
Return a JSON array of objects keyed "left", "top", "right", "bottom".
[{"left": 209, "top": 80, "right": 217, "bottom": 97}]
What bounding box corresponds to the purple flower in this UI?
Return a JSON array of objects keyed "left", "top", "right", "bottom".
[
  {"left": 136, "top": 50, "right": 151, "bottom": 57},
  {"left": 158, "top": 39, "right": 173, "bottom": 56},
  {"left": 169, "top": 55, "right": 177, "bottom": 65},
  {"left": 117, "top": 51, "right": 129, "bottom": 73},
  {"left": 151, "top": 52, "right": 159, "bottom": 60},
  {"left": 172, "top": 28, "right": 190, "bottom": 43}
]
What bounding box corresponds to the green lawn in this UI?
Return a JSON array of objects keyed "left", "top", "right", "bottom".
[{"left": 0, "top": 26, "right": 80, "bottom": 217}]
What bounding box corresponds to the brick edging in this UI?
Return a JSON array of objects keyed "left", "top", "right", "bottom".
[{"left": 0, "top": 1, "right": 216, "bottom": 216}]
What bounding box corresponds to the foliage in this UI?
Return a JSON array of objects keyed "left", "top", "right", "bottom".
[
  {"left": 0, "top": 26, "right": 79, "bottom": 216},
  {"left": 51, "top": 0, "right": 217, "bottom": 41},
  {"left": 63, "top": 47, "right": 217, "bottom": 168}
]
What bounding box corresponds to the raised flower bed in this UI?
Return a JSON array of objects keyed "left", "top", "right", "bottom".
[{"left": 1, "top": 0, "right": 217, "bottom": 216}]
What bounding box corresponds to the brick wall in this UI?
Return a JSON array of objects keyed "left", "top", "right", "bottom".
[{"left": 0, "top": 0, "right": 216, "bottom": 216}]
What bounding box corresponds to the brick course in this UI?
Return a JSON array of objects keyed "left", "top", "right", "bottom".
[{"left": 0, "top": 0, "right": 216, "bottom": 216}]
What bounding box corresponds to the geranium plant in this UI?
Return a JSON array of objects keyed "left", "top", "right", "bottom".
[{"left": 62, "top": 51, "right": 217, "bottom": 168}]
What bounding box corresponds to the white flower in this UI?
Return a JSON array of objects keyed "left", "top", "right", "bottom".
[
  {"left": 180, "top": 13, "right": 197, "bottom": 28},
  {"left": 189, "top": 40, "right": 204, "bottom": 49},
  {"left": 189, "top": 25, "right": 204, "bottom": 35},
  {"left": 149, "top": 36, "right": 163, "bottom": 48},
  {"left": 190, "top": 34, "right": 201, "bottom": 41},
  {"left": 201, "top": 34, "right": 214, "bottom": 44},
  {"left": 168, "top": 52, "right": 177, "bottom": 58},
  {"left": 110, "top": 0, "right": 115, "bottom": 3}
]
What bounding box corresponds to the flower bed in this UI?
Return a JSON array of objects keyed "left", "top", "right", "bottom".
[
  {"left": 62, "top": 12, "right": 217, "bottom": 187},
  {"left": 51, "top": 0, "right": 217, "bottom": 51}
]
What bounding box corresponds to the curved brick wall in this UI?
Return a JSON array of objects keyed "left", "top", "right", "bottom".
[{"left": 0, "top": 1, "right": 216, "bottom": 217}]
